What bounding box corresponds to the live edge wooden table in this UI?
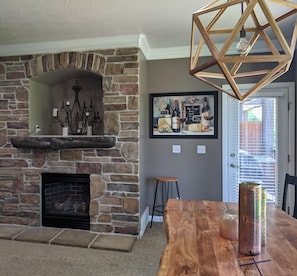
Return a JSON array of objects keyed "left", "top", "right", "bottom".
[{"left": 158, "top": 199, "right": 297, "bottom": 276}]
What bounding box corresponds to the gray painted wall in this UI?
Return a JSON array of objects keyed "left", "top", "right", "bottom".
[
  {"left": 143, "top": 58, "right": 222, "bottom": 216},
  {"left": 142, "top": 56, "right": 296, "bottom": 215}
]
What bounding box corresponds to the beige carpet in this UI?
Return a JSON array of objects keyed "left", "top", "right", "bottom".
[
  {"left": 0, "top": 224, "right": 136, "bottom": 252},
  {"left": 0, "top": 222, "right": 166, "bottom": 276}
]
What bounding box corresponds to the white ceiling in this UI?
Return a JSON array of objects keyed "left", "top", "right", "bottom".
[{"left": 0, "top": 0, "right": 296, "bottom": 60}]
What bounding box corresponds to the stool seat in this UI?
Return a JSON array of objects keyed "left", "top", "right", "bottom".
[
  {"left": 156, "top": 176, "right": 178, "bottom": 182},
  {"left": 150, "top": 176, "right": 180, "bottom": 228}
]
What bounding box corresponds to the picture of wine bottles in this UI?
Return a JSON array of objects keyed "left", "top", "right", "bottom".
[{"left": 150, "top": 91, "right": 218, "bottom": 138}]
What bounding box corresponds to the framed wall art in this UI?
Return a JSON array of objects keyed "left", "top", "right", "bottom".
[{"left": 149, "top": 91, "right": 218, "bottom": 138}]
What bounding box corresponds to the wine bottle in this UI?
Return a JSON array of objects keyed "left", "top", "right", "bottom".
[
  {"left": 201, "top": 97, "right": 210, "bottom": 131},
  {"left": 165, "top": 98, "right": 171, "bottom": 115},
  {"left": 172, "top": 100, "right": 180, "bottom": 133}
]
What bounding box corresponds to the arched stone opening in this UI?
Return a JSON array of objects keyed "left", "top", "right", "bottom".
[{"left": 25, "top": 52, "right": 110, "bottom": 136}]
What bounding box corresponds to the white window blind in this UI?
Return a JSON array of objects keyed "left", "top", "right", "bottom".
[{"left": 231, "top": 95, "right": 288, "bottom": 205}]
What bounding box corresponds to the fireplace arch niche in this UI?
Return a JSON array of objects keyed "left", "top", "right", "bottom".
[{"left": 29, "top": 69, "right": 104, "bottom": 136}]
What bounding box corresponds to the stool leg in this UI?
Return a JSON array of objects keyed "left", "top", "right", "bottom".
[
  {"left": 162, "top": 181, "right": 169, "bottom": 215},
  {"left": 175, "top": 181, "right": 181, "bottom": 199},
  {"left": 150, "top": 180, "right": 159, "bottom": 228}
]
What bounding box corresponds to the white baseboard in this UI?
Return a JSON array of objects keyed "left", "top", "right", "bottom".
[
  {"left": 139, "top": 207, "right": 163, "bottom": 238},
  {"left": 139, "top": 206, "right": 149, "bottom": 238}
]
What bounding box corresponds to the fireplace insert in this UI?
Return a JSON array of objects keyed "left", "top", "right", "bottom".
[{"left": 42, "top": 173, "right": 90, "bottom": 230}]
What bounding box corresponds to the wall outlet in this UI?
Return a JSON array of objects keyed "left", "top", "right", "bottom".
[
  {"left": 197, "top": 145, "right": 206, "bottom": 154},
  {"left": 172, "top": 145, "right": 181, "bottom": 153}
]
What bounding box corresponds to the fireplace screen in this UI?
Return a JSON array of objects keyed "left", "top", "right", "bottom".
[{"left": 42, "top": 173, "right": 90, "bottom": 230}]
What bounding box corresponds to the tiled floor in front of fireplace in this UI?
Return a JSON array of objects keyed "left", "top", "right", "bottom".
[{"left": 0, "top": 224, "right": 136, "bottom": 252}]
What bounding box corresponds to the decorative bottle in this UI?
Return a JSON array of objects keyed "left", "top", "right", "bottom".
[
  {"left": 172, "top": 100, "right": 180, "bottom": 133},
  {"left": 201, "top": 97, "right": 210, "bottom": 131},
  {"left": 239, "top": 182, "right": 262, "bottom": 255}
]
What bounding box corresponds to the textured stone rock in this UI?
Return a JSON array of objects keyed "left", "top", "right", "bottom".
[
  {"left": 90, "top": 174, "right": 106, "bottom": 199},
  {"left": 112, "top": 214, "right": 139, "bottom": 222},
  {"left": 103, "top": 96, "right": 126, "bottom": 103},
  {"left": 98, "top": 214, "right": 111, "bottom": 223},
  {"left": 128, "top": 96, "right": 139, "bottom": 110},
  {"left": 104, "top": 112, "right": 119, "bottom": 135},
  {"left": 0, "top": 128, "right": 7, "bottom": 146},
  {"left": 91, "top": 224, "right": 113, "bottom": 233},
  {"left": 89, "top": 200, "right": 99, "bottom": 216},
  {"left": 0, "top": 179, "right": 13, "bottom": 189},
  {"left": 116, "top": 48, "right": 139, "bottom": 55},
  {"left": 20, "top": 194, "right": 40, "bottom": 205},
  {"left": 0, "top": 159, "right": 28, "bottom": 168},
  {"left": 76, "top": 162, "right": 101, "bottom": 174},
  {"left": 0, "top": 100, "right": 8, "bottom": 110},
  {"left": 121, "top": 122, "right": 139, "bottom": 130},
  {"left": 122, "top": 143, "right": 138, "bottom": 161},
  {"left": 110, "top": 174, "right": 139, "bottom": 183},
  {"left": 6, "top": 72, "right": 25, "bottom": 79},
  {"left": 13, "top": 173, "right": 24, "bottom": 192},
  {"left": 104, "top": 103, "right": 126, "bottom": 111},
  {"left": 96, "top": 148, "right": 121, "bottom": 157},
  {"left": 103, "top": 163, "right": 132, "bottom": 174},
  {"left": 32, "top": 150, "right": 46, "bottom": 167},
  {"left": 115, "top": 226, "right": 138, "bottom": 235},
  {"left": 106, "top": 64, "right": 124, "bottom": 75},
  {"left": 107, "top": 183, "right": 139, "bottom": 193},
  {"left": 123, "top": 198, "right": 139, "bottom": 214},
  {"left": 120, "top": 84, "right": 138, "bottom": 95},
  {"left": 0, "top": 64, "right": 4, "bottom": 74},
  {"left": 107, "top": 55, "right": 138, "bottom": 63},
  {"left": 114, "top": 75, "right": 138, "bottom": 83},
  {"left": 60, "top": 149, "right": 82, "bottom": 161},
  {"left": 15, "top": 86, "right": 28, "bottom": 101},
  {"left": 100, "top": 196, "right": 122, "bottom": 205},
  {"left": 123, "top": 68, "right": 138, "bottom": 75}
]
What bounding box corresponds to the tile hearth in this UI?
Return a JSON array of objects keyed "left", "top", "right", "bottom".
[{"left": 0, "top": 224, "right": 136, "bottom": 252}]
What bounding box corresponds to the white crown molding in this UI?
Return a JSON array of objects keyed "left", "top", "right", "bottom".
[
  {"left": 0, "top": 34, "right": 193, "bottom": 60},
  {"left": 0, "top": 35, "right": 142, "bottom": 57},
  {"left": 0, "top": 34, "right": 292, "bottom": 60}
]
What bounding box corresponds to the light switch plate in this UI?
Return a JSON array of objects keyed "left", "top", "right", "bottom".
[
  {"left": 197, "top": 145, "right": 206, "bottom": 154},
  {"left": 172, "top": 145, "right": 181, "bottom": 153}
]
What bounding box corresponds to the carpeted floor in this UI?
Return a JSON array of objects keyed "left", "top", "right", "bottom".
[{"left": 0, "top": 222, "right": 166, "bottom": 276}]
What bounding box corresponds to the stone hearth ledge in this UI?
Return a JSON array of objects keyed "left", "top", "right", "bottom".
[{"left": 11, "top": 136, "right": 116, "bottom": 149}]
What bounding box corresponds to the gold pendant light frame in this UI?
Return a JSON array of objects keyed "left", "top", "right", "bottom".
[{"left": 190, "top": 0, "right": 297, "bottom": 100}]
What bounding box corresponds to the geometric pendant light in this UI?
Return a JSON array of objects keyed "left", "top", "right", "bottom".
[{"left": 190, "top": 0, "right": 297, "bottom": 100}]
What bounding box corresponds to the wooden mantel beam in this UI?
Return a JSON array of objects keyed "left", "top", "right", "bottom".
[{"left": 11, "top": 136, "right": 116, "bottom": 150}]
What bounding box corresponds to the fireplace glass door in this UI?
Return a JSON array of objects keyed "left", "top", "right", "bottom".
[{"left": 42, "top": 173, "right": 90, "bottom": 230}]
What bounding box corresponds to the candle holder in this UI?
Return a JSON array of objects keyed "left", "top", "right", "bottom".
[
  {"left": 220, "top": 209, "right": 238, "bottom": 241},
  {"left": 52, "top": 80, "right": 101, "bottom": 135}
]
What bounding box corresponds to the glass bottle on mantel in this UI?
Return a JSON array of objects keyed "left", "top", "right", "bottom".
[{"left": 172, "top": 99, "right": 180, "bottom": 133}]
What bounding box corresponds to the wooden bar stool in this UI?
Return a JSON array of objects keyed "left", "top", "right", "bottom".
[{"left": 150, "top": 176, "right": 180, "bottom": 228}]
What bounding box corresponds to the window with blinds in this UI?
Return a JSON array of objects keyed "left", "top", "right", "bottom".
[
  {"left": 239, "top": 98, "right": 279, "bottom": 204},
  {"left": 223, "top": 83, "right": 294, "bottom": 208}
]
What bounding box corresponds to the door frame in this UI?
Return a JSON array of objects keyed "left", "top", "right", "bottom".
[{"left": 222, "top": 82, "right": 295, "bottom": 202}]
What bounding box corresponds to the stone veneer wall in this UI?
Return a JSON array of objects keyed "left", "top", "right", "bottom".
[{"left": 0, "top": 48, "right": 140, "bottom": 235}]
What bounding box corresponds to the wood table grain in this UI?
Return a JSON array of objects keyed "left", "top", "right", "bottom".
[{"left": 158, "top": 199, "right": 297, "bottom": 276}]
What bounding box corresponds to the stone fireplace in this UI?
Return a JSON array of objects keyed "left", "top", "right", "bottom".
[{"left": 0, "top": 48, "right": 140, "bottom": 235}]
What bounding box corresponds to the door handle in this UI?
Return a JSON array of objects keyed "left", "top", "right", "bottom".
[{"left": 230, "top": 163, "right": 238, "bottom": 168}]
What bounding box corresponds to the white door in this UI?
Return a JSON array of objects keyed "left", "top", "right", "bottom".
[{"left": 222, "top": 82, "right": 295, "bottom": 207}]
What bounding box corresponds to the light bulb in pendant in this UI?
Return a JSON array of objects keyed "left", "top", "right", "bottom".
[{"left": 236, "top": 29, "right": 250, "bottom": 54}]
